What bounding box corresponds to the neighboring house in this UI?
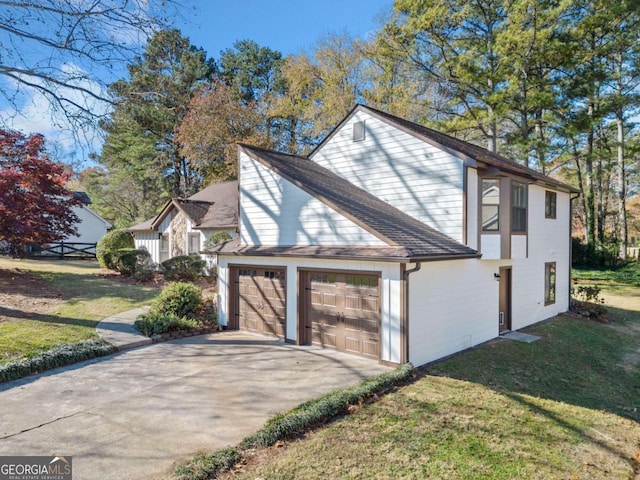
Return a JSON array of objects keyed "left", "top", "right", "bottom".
[
  {"left": 214, "top": 104, "right": 579, "bottom": 367},
  {"left": 65, "top": 192, "right": 112, "bottom": 245},
  {"left": 128, "top": 181, "right": 238, "bottom": 266}
]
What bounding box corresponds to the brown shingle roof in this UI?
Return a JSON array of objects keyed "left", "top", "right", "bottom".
[
  {"left": 127, "top": 181, "right": 238, "bottom": 232},
  {"left": 237, "top": 144, "right": 479, "bottom": 261}
]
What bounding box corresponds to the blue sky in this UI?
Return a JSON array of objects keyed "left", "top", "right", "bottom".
[
  {"left": 178, "top": 0, "right": 393, "bottom": 58},
  {"left": 0, "top": 0, "right": 393, "bottom": 166}
]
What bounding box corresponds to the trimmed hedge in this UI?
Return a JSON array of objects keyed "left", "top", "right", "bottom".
[
  {"left": 174, "top": 363, "right": 416, "bottom": 480},
  {"left": 0, "top": 339, "right": 117, "bottom": 383},
  {"left": 174, "top": 448, "right": 241, "bottom": 480},
  {"left": 134, "top": 312, "right": 200, "bottom": 336},
  {"left": 161, "top": 255, "right": 206, "bottom": 281},
  {"left": 152, "top": 282, "right": 203, "bottom": 318},
  {"left": 112, "top": 248, "right": 155, "bottom": 280},
  {"left": 96, "top": 229, "right": 134, "bottom": 269}
]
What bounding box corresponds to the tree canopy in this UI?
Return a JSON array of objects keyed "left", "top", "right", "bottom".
[
  {"left": 0, "top": 129, "right": 80, "bottom": 256},
  {"left": 0, "top": 0, "right": 182, "bottom": 131}
]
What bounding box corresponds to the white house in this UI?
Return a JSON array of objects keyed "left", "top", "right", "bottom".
[
  {"left": 128, "top": 181, "right": 238, "bottom": 266},
  {"left": 65, "top": 192, "right": 112, "bottom": 245},
  {"left": 213, "top": 105, "right": 578, "bottom": 367}
]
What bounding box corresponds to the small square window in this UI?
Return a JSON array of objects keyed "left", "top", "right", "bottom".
[
  {"left": 353, "top": 121, "right": 365, "bottom": 142},
  {"left": 545, "top": 191, "right": 557, "bottom": 219}
]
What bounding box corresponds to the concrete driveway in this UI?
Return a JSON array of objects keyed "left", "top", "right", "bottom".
[{"left": 0, "top": 332, "right": 389, "bottom": 480}]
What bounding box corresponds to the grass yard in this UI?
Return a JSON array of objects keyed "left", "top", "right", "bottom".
[
  {"left": 0, "top": 257, "right": 161, "bottom": 364},
  {"left": 222, "top": 276, "right": 640, "bottom": 479}
]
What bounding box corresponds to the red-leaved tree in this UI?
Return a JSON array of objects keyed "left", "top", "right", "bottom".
[{"left": 0, "top": 129, "right": 80, "bottom": 257}]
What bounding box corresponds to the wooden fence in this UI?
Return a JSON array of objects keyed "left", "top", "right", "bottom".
[{"left": 30, "top": 242, "right": 97, "bottom": 259}]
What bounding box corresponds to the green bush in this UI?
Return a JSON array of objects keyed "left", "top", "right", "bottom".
[
  {"left": 204, "top": 231, "right": 232, "bottom": 249},
  {"left": 174, "top": 448, "right": 242, "bottom": 480},
  {"left": 152, "top": 282, "right": 203, "bottom": 318},
  {"left": 161, "top": 254, "right": 206, "bottom": 281},
  {"left": 0, "top": 340, "right": 117, "bottom": 383},
  {"left": 134, "top": 312, "right": 199, "bottom": 336},
  {"left": 96, "top": 229, "right": 134, "bottom": 269},
  {"left": 112, "top": 248, "right": 155, "bottom": 279}
]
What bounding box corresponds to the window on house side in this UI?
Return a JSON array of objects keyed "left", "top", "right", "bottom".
[
  {"left": 545, "top": 262, "right": 556, "bottom": 305},
  {"left": 512, "top": 182, "right": 527, "bottom": 233},
  {"left": 353, "top": 121, "right": 366, "bottom": 142},
  {"left": 188, "top": 233, "right": 200, "bottom": 254},
  {"left": 545, "top": 191, "right": 557, "bottom": 219},
  {"left": 481, "top": 179, "right": 500, "bottom": 231},
  {"left": 160, "top": 234, "right": 169, "bottom": 252}
]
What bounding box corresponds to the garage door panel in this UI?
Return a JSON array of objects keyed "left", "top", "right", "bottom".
[
  {"left": 237, "top": 268, "right": 286, "bottom": 339},
  {"left": 305, "top": 270, "right": 380, "bottom": 360}
]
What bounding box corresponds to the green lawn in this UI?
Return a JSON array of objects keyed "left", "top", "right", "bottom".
[
  {"left": 0, "top": 257, "right": 161, "bottom": 364},
  {"left": 223, "top": 280, "right": 640, "bottom": 480}
]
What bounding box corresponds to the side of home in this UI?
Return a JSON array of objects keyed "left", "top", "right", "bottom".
[{"left": 214, "top": 105, "right": 576, "bottom": 367}]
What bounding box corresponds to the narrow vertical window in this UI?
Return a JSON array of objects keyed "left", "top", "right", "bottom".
[
  {"left": 188, "top": 233, "right": 200, "bottom": 254},
  {"left": 545, "top": 262, "right": 556, "bottom": 305},
  {"left": 545, "top": 191, "right": 557, "bottom": 219},
  {"left": 482, "top": 179, "right": 500, "bottom": 231},
  {"left": 512, "top": 182, "right": 527, "bottom": 233},
  {"left": 353, "top": 121, "right": 366, "bottom": 142},
  {"left": 160, "top": 234, "right": 169, "bottom": 253}
]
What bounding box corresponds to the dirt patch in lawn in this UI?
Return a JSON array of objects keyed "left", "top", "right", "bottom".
[{"left": 0, "top": 268, "right": 66, "bottom": 322}]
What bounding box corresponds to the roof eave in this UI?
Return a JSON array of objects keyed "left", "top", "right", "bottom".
[{"left": 215, "top": 249, "right": 481, "bottom": 263}]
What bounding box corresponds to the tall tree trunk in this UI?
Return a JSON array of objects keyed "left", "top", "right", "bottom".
[
  {"left": 572, "top": 140, "right": 588, "bottom": 245},
  {"left": 585, "top": 103, "right": 596, "bottom": 251},
  {"left": 617, "top": 111, "right": 627, "bottom": 260}
]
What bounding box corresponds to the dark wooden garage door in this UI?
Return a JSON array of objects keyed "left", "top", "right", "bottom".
[
  {"left": 236, "top": 267, "right": 286, "bottom": 338},
  {"left": 304, "top": 271, "right": 380, "bottom": 359}
]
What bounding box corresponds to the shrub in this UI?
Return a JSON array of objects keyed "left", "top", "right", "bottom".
[
  {"left": 0, "top": 340, "right": 117, "bottom": 383},
  {"left": 204, "top": 231, "right": 232, "bottom": 249},
  {"left": 571, "top": 283, "right": 607, "bottom": 319},
  {"left": 161, "top": 254, "right": 206, "bottom": 281},
  {"left": 96, "top": 229, "right": 134, "bottom": 269},
  {"left": 134, "top": 312, "right": 199, "bottom": 336},
  {"left": 152, "top": 282, "right": 203, "bottom": 318},
  {"left": 112, "top": 248, "right": 155, "bottom": 279}
]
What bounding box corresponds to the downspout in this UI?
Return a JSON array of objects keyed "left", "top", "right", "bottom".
[
  {"left": 569, "top": 193, "right": 580, "bottom": 309},
  {"left": 403, "top": 262, "right": 422, "bottom": 364}
]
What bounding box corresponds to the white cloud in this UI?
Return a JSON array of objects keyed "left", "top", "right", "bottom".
[{"left": 0, "top": 62, "right": 111, "bottom": 165}]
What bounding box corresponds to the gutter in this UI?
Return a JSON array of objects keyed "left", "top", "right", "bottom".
[{"left": 402, "top": 262, "right": 422, "bottom": 364}]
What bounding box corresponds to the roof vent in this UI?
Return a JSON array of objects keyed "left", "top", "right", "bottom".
[{"left": 353, "top": 121, "right": 366, "bottom": 142}]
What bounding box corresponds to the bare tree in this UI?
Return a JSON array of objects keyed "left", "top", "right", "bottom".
[{"left": 0, "top": 1, "right": 183, "bottom": 131}]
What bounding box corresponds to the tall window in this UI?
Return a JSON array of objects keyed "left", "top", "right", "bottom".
[
  {"left": 545, "top": 191, "right": 557, "bottom": 219},
  {"left": 188, "top": 233, "right": 200, "bottom": 254},
  {"left": 512, "top": 182, "right": 527, "bottom": 233},
  {"left": 482, "top": 179, "right": 500, "bottom": 231},
  {"left": 545, "top": 262, "right": 556, "bottom": 305},
  {"left": 160, "top": 234, "right": 169, "bottom": 253}
]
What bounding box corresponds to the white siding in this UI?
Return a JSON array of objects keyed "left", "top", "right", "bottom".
[
  {"left": 408, "top": 259, "right": 501, "bottom": 366},
  {"left": 218, "top": 255, "right": 403, "bottom": 364},
  {"left": 65, "top": 205, "right": 111, "bottom": 244},
  {"left": 311, "top": 111, "right": 465, "bottom": 242},
  {"left": 510, "top": 187, "right": 571, "bottom": 328},
  {"left": 239, "top": 153, "right": 385, "bottom": 247},
  {"left": 133, "top": 231, "right": 160, "bottom": 264},
  {"left": 481, "top": 234, "right": 501, "bottom": 259}
]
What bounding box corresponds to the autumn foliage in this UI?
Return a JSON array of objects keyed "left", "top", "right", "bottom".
[{"left": 0, "top": 129, "right": 80, "bottom": 256}]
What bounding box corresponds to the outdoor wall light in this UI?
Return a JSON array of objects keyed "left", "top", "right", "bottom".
[{"left": 494, "top": 273, "right": 501, "bottom": 280}]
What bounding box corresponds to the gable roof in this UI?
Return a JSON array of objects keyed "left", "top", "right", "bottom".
[
  {"left": 127, "top": 180, "right": 238, "bottom": 232},
  {"left": 237, "top": 144, "right": 479, "bottom": 262},
  {"left": 310, "top": 104, "right": 579, "bottom": 194}
]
